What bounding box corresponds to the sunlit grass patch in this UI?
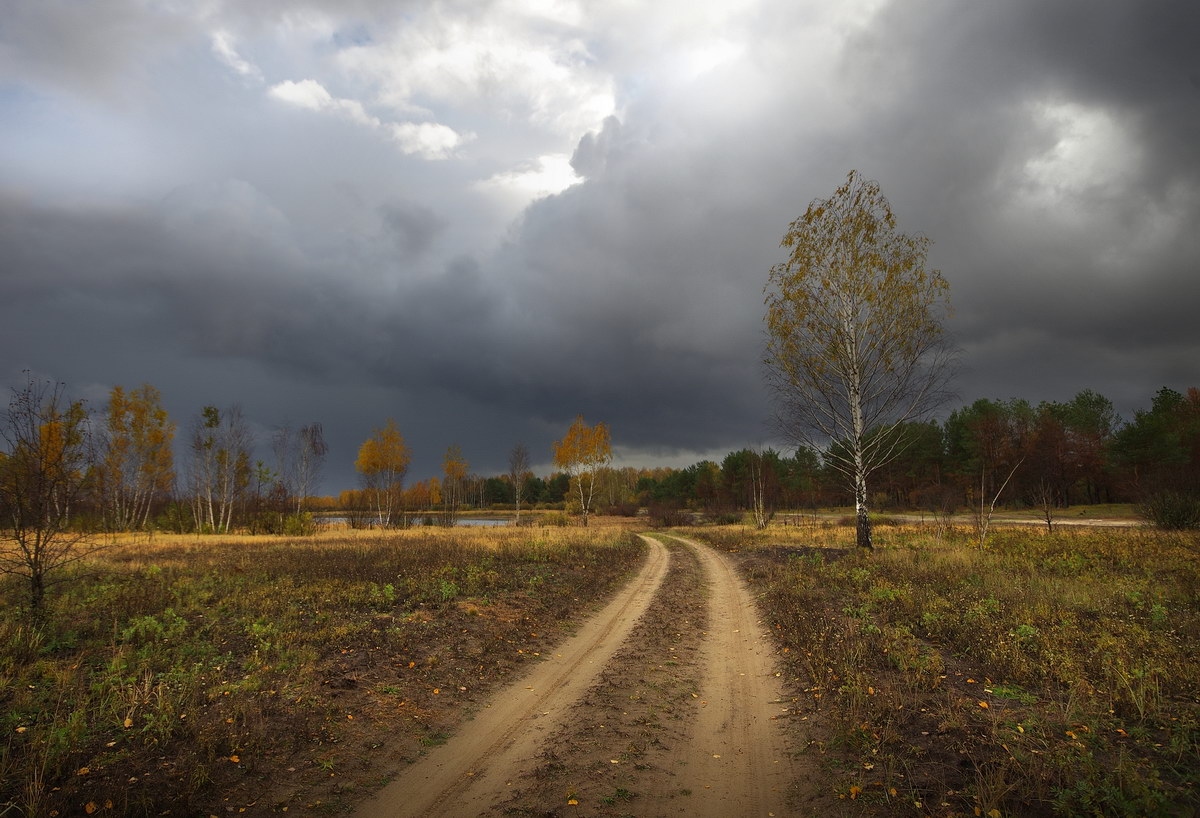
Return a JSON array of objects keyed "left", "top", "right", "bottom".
[
  {"left": 0, "top": 525, "right": 642, "bottom": 815},
  {"left": 699, "top": 522, "right": 1200, "bottom": 816}
]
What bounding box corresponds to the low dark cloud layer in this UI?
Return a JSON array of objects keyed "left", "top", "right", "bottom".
[{"left": 2, "top": 0, "right": 1197, "bottom": 491}]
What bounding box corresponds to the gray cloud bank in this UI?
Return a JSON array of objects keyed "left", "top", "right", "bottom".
[{"left": 2, "top": 0, "right": 1198, "bottom": 491}]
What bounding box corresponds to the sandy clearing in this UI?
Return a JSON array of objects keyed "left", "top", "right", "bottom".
[{"left": 352, "top": 536, "right": 671, "bottom": 818}]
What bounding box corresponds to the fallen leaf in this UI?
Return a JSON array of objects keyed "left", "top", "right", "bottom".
[
  {"left": 978, "top": 701, "right": 989, "bottom": 709},
  {"left": 78, "top": 767, "right": 90, "bottom": 775},
  {"left": 567, "top": 799, "right": 578, "bottom": 806},
  {"left": 124, "top": 717, "right": 134, "bottom": 728},
  {"left": 849, "top": 785, "right": 862, "bottom": 800},
  {"left": 230, "top": 755, "right": 240, "bottom": 763}
]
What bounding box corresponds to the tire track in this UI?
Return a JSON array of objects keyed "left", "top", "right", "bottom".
[
  {"left": 500, "top": 534, "right": 801, "bottom": 817},
  {"left": 658, "top": 534, "right": 798, "bottom": 816},
  {"left": 353, "top": 536, "right": 670, "bottom": 818}
]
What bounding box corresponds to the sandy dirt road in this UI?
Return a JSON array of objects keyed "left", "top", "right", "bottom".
[
  {"left": 353, "top": 534, "right": 802, "bottom": 817},
  {"left": 659, "top": 535, "right": 798, "bottom": 816}
]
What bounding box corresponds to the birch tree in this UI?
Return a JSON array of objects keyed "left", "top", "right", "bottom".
[
  {"left": 355, "top": 419, "right": 410, "bottom": 527},
  {"left": 765, "top": 170, "right": 955, "bottom": 549},
  {"left": 509, "top": 443, "right": 531, "bottom": 524},
  {"left": 273, "top": 422, "right": 328, "bottom": 514},
  {"left": 442, "top": 444, "right": 468, "bottom": 525},
  {"left": 553, "top": 416, "right": 612, "bottom": 526},
  {"left": 100, "top": 384, "right": 175, "bottom": 530},
  {"left": 188, "top": 405, "right": 252, "bottom": 533}
]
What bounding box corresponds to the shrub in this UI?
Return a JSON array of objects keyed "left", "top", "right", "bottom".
[
  {"left": 608, "top": 502, "right": 640, "bottom": 518},
  {"left": 646, "top": 504, "right": 689, "bottom": 528},
  {"left": 1138, "top": 491, "right": 1200, "bottom": 530}
]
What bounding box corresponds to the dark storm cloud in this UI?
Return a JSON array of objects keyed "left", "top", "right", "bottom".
[
  {"left": 380, "top": 201, "right": 447, "bottom": 258},
  {"left": 2, "top": 0, "right": 1197, "bottom": 489}
]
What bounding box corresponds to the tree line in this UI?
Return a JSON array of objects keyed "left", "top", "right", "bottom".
[
  {"left": 0, "top": 378, "right": 625, "bottom": 544},
  {"left": 2, "top": 370, "right": 1197, "bottom": 618},
  {"left": 635, "top": 387, "right": 1200, "bottom": 524},
  {"left": 3, "top": 374, "right": 1198, "bottom": 537}
]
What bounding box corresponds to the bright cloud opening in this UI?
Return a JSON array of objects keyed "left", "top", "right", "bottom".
[
  {"left": 479, "top": 153, "right": 582, "bottom": 203},
  {"left": 269, "top": 79, "right": 465, "bottom": 159}
]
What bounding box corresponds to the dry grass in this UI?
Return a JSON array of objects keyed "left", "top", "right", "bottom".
[
  {"left": 697, "top": 522, "right": 1200, "bottom": 816},
  {"left": 0, "top": 523, "right": 643, "bottom": 815}
]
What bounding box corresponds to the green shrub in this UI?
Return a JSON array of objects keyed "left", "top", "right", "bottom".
[{"left": 1138, "top": 491, "right": 1200, "bottom": 530}]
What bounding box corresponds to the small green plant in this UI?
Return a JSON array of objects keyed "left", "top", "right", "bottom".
[
  {"left": 600, "top": 787, "right": 635, "bottom": 805},
  {"left": 989, "top": 683, "right": 1037, "bottom": 705},
  {"left": 1010, "top": 623, "right": 1038, "bottom": 645},
  {"left": 437, "top": 578, "right": 459, "bottom": 601},
  {"left": 1149, "top": 603, "right": 1168, "bottom": 628}
]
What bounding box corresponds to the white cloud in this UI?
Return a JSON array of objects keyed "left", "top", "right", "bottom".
[
  {"left": 268, "top": 78, "right": 466, "bottom": 159},
  {"left": 268, "top": 78, "right": 334, "bottom": 110},
  {"left": 388, "top": 121, "right": 471, "bottom": 160},
  {"left": 210, "top": 29, "right": 262, "bottom": 82},
  {"left": 335, "top": 6, "right": 616, "bottom": 139}
]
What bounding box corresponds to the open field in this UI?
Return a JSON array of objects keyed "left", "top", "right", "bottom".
[
  {"left": 695, "top": 519, "right": 1200, "bottom": 816},
  {"left": 3, "top": 513, "right": 1197, "bottom": 816},
  {"left": 0, "top": 525, "right": 642, "bottom": 815}
]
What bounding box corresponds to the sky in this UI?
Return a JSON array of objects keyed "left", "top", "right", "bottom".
[{"left": 2, "top": 0, "right": 1198, "bottom": 494}]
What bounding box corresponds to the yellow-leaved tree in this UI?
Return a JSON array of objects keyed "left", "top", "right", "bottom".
[
  {"left": 442, "top": 444, "right": 468, "bottom": 526},
  {"left": 552, "top": 416, "right": 612, "bottom": 526},
  {"left": 355, "top": 419, "right": 410, "bottom": 527},
  {"left": 764, "top": 170, "right": 956, "bottom": 549},
  {"left": 100, "top": 384, "right": 176, "bottom": 531}
]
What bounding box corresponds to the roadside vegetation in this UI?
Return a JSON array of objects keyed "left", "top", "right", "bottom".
[
  {"left": 698, "top": 519, "right": 1200, "bottom": 817},
  {"left": 0, "top": 526, "right": 642, "bottom": 815}
]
